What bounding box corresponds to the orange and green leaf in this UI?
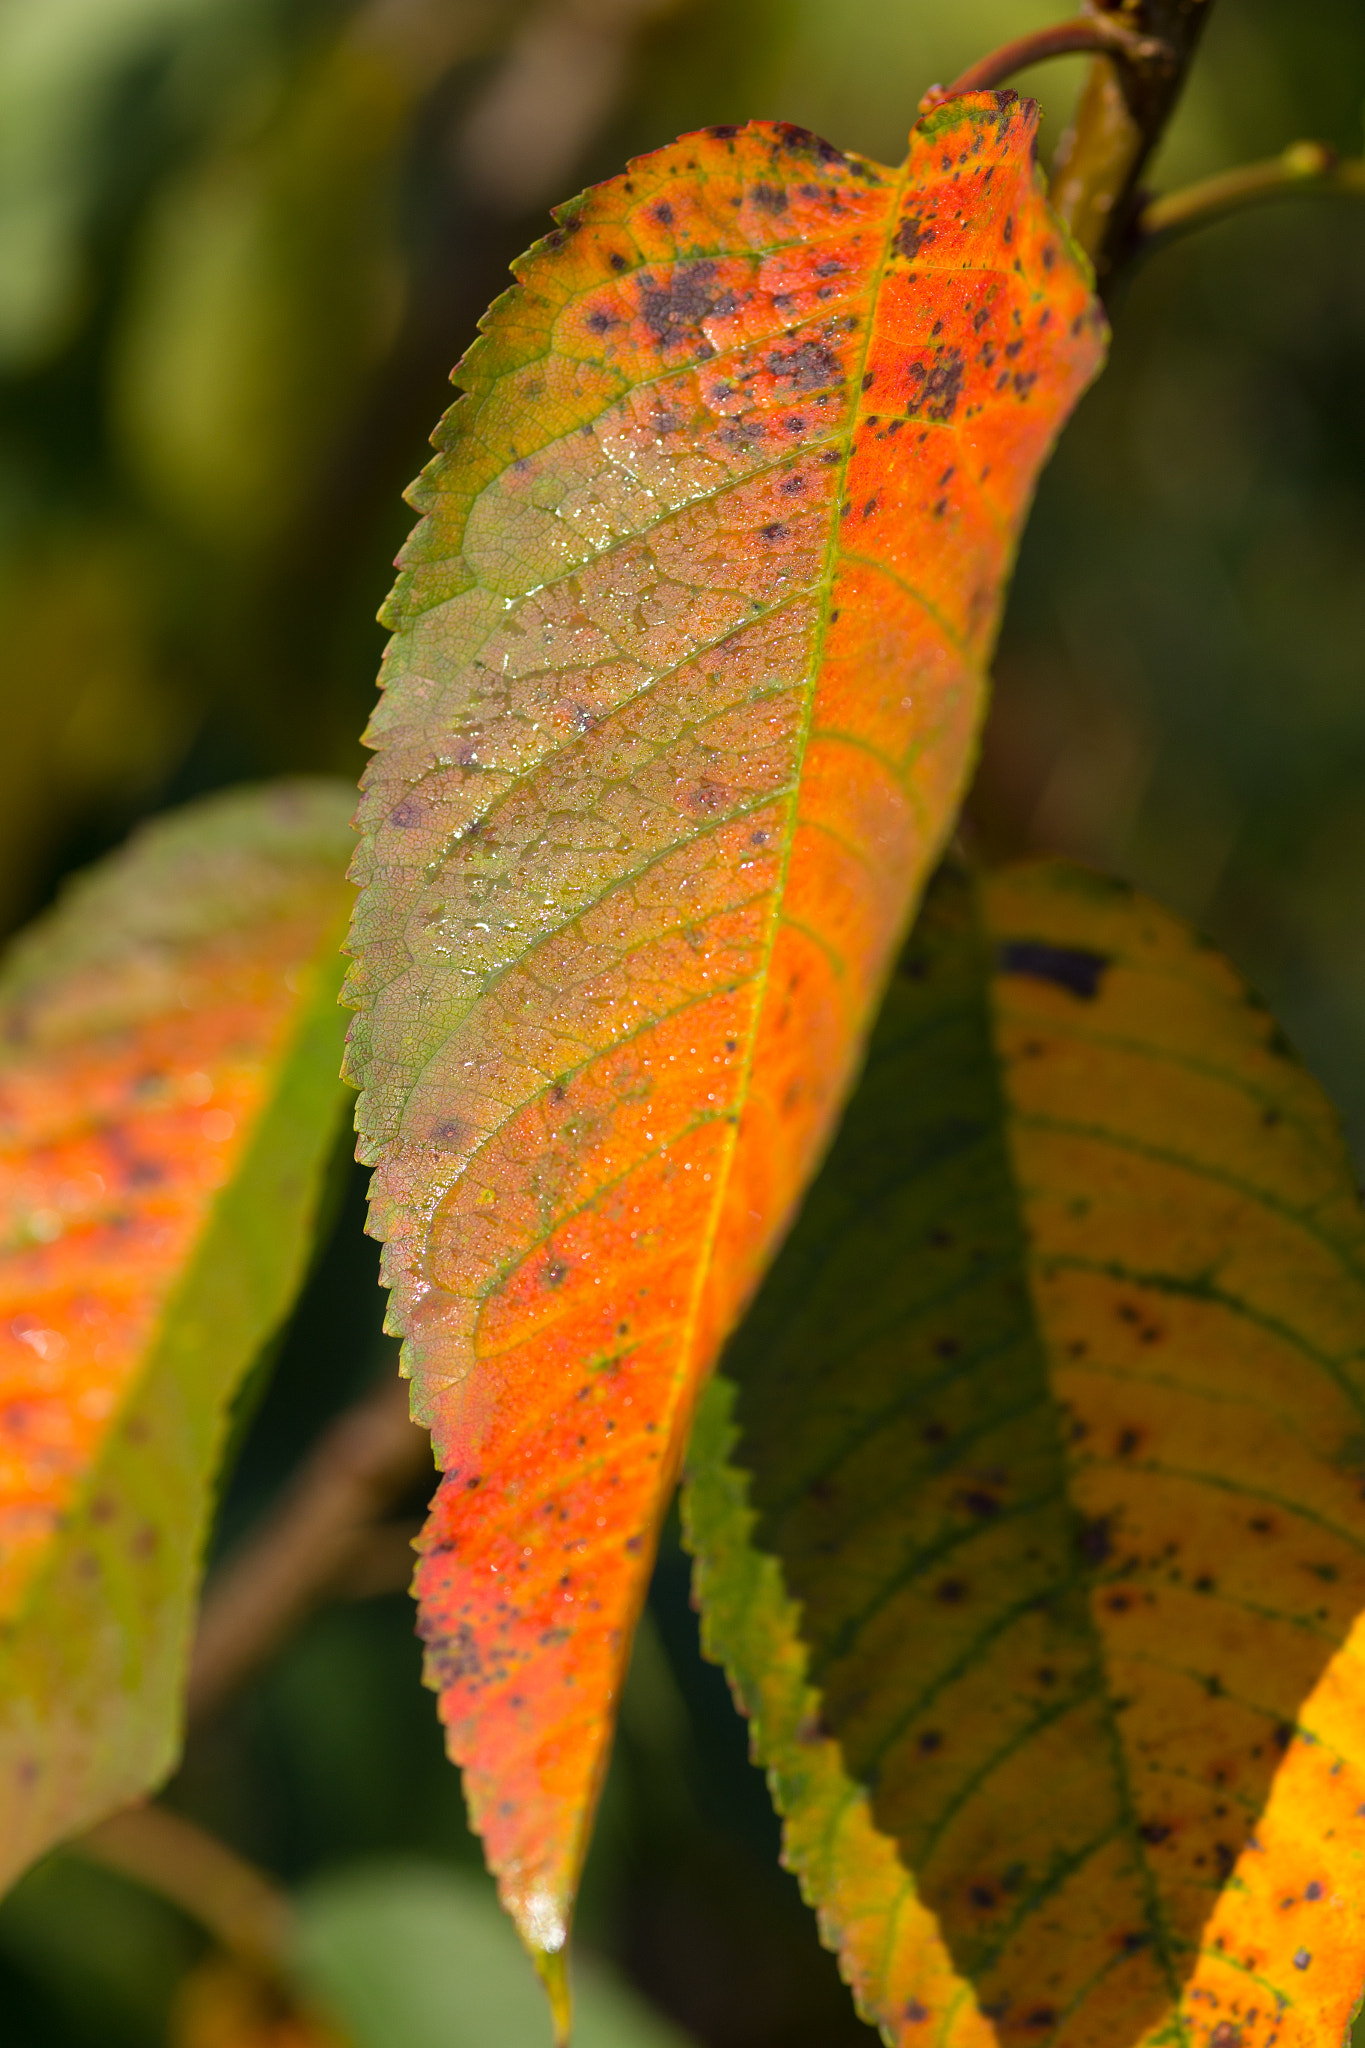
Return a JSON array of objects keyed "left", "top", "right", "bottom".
[
  {"left": 684, "top": 857, "right": 1365, "bottom": 2048},
  {"left": 343, "top": 90, "right": 1105, "bottom": 1978},
  {"left": 0, "top": 780, "right": 354, "bottom": 1892}
]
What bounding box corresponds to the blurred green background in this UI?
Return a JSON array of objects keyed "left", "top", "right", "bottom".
[{"left": 1, "top": 0, "right": 1363, "bottom": 2041}]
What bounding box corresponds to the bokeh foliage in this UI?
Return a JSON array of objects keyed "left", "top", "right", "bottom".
[{"left": 1, "top": 1, "right": 1363, "bottom": 2043}]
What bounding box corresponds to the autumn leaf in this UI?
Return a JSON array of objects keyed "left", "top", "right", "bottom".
[
  {"left": 684, "top": 856, "right": 1365, "bottom": 2048},
  {"left": 343, "top": 89, "right": 1106, "bottom": 1984},
  {"left": 0, "top": 780, "right": 355, "bottom": 1892}
]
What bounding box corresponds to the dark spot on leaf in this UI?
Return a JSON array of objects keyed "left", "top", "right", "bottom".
[
  {"left": 959, "top": 1489, "right": 999, "bottom": 1519},
  {"left": 544, "top": 1259, "right": 569, "bottom": 1287},
  {"left": 1294, "top": 1950, "right": 1311, "bottom": 1970},
  {"left": 751, "top": 183, "right": 788, "bottom": 212},
  {"left": 609, "top": 250, "right": 627, "bottom": 271},
  {"left": 895, "top": 214, "right": 934, "bottom": 261},
  {"left": 1139, "top": 1820, "right": 1171, "bottom": 1844},
  {"left": 904, "top": 2002, "right": 929, "bottom": 2025},
  {"left": 1078, "top": 1516, "right": 1112, "bottom": 1565},
  {"left": 935, "top": 1578, "right": 968, "bottom": 1604},
  {"left": 768, "top": 339, "right": 843, "bottom": 392},
  {"left": 997, "top": 938, "right": 1110, "bottom": 999},
  {"left": 425, "top": 1623, "right": 482, "bottom": 1686},
  {"left": 774, "top": 123, "right": 847, "bottom": 167},
  {"left": 638, "top": 261, "right": 719, "bottom": 351},
  {"left": 905, "top": 347, "right": 964, "bottom": 422}
]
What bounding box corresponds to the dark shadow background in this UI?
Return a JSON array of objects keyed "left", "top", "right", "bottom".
[{"left": 0, "top": 0, "right": 1363, "bottom": 2041}]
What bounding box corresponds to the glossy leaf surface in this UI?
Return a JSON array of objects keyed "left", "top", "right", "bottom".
[
  {"left": 685, "top": 858, "right": 1365, "bottom": 2048},
  {"left": 0, "top": 781, "right": 354, "bottom": 1890},
  {"left": 344, "top": 92, "right": 1105, "bottom": 1967}
]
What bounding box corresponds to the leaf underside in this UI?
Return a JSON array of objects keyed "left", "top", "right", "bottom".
[
  {"left": 684, "top": 858, "right": 1365, "bottom": 2048},
  {"left": 0, "top": 779, "right": 355, "bottom": 1889},
  {"left": 343, "top": 91, "right": 1105, "bottom": 1960}
]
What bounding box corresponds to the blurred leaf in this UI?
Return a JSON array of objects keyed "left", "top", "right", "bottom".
[
  {"left": 294, "top": 1859, "right": 696, "bottom": 2048},
  {"left": 0, "top": 779, "right": 354, "bottom": 1890},
  {"left": 111, "top": 0, "right": 497, "bottom": 557},
  {"left": 111, "top": 34, "right": 406, "bottom": 555},
  {"left": 343, "top": 92, "right": 1104, "bottom": 1981},
  {"left": 0, "top": 0, "right": 241, "bottom": 368},
  {"left": 686, "top": 856, "right": 1365, "bottom": 2047}
]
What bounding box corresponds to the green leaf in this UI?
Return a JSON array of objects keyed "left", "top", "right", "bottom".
[
  {"left": 293, "top": 1859, "right": 697, "bottom": 2048},
  {"left": 684, "top": 857, "right": 1365, "bottom": 2048},
  {"left": 0, "top": 779, "right": 354, "bottom": 1892}
]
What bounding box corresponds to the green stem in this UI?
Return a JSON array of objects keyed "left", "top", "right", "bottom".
[
  {"left": 1140, "top": 141, "right": 1365, "bottom": 243},
  {"left": 1049, "top": 0, "right": 1218, "bottom": 277}
]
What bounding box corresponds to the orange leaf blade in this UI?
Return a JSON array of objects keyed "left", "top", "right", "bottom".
[
  {"left": 345, "top": 93, "right": 1105, "bottom": 1958},
  {"left": 0, "top": 780, "right": 354, "bottom": 1885}
]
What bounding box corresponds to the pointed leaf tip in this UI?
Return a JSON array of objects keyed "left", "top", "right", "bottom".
[
  {"left": 345, "top": 97, "right": 1106, "bottom": 1963},
  {"left": 534, "top": 1941, "right": 573, "bottom": 2047}
]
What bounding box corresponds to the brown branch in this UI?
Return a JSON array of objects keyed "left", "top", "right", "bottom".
[
  {"left": 1049, "top": 0, "right": 1218, "bottom": 278},
  {"left": 186, "top": 1371, "right": 433, "bottom": 1724},
  {"left": 936, "top": 14, "right": 1171, "bottom": 100},
  {"left": 76, "top": 1805, "right": 294, "bottom": 1973}
]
